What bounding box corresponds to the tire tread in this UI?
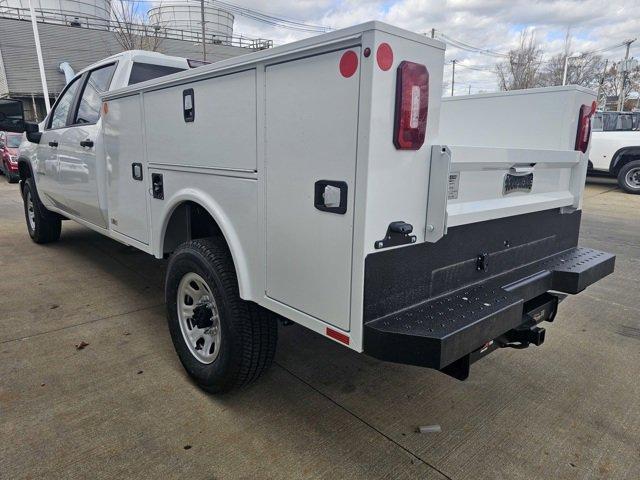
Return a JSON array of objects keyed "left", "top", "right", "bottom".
[{"left": 168, "top": 238, "right": 277, "bottom": 392}]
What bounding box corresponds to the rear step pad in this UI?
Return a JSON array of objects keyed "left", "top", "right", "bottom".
[{"left": 364, "top": 247, "right": 615, "bottom": 371}]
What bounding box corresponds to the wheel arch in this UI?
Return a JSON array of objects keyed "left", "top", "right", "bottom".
[
  {"left": 157, "top": 190, "right": 253, "bottom": 299},
  {"left": 609, "top": 147, "right": 640, "bottom": 175},
  {"left": 17, "top": 158, "right": 33, "bottom": 193}
]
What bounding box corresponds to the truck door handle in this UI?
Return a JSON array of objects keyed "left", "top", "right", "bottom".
[
  {"left": 48, "top": 141, "right": 58, "bottom": 147},
  {"left": 131, "top": 162, "right": 143, "bottom": 181},
  {"left": 80, "top": 139, "right": 94, "bottom": 148}
]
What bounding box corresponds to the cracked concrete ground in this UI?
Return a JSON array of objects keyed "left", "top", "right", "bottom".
[{"left": 0, "top": 177, "right": 638, "bottom": 480}]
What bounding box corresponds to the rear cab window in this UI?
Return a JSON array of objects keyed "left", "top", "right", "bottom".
[{"left": 128, "top": 62, "right": 186, "bottom": 85}]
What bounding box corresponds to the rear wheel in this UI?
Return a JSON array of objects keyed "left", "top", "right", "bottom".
[
  {"left": 22, "top": 178, "right": 61, "bottom": 243},
  {"left": 165, "top": 238, "right": 278, "bottom": 393},
  {"left": 617, "top": 160, "right": 640, "bottom": 194}
]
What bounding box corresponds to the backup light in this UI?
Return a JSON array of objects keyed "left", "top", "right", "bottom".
[{"left": 393, "top": 61, "right": 429, "bottom": 150}]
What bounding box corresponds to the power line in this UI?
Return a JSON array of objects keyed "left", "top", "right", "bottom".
[
  {"left": 454, "top": 61, "right": 495, "bottom": 72},
  {"left": 434, "top": 28, "right": 633, "bottom": 65},
  {"left": 119, "top": 0, "right": 332, "bottom": 33},
  {"left": 435, "top": 31, "right": 508, "bottom": 58}
]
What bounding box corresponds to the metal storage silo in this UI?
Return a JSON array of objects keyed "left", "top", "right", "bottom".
[
  {"left": 148, "top": 0, "right": 234, "bottom": 41},
  {"left": 0, "top": 0, "right": 111, "bottom": 28}
]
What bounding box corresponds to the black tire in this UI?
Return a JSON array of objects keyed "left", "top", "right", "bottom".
[
  {"left": 22, "top": 177, "right": 62, "bottom": 243},
  {"left": 617, "top": 159, "right": 640, "bottom": 194},
  {"left": 165, "top": 238, "right": 278, "bottom": 393},
  {"left": 7, "top": 173, "right": 19, "bottom": 184}
]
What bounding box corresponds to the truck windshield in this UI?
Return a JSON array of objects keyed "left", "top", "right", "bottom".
[
  {"left": 7, "top": 134, "right": 22, "bottom": 148},
  {"left": 128, "top": 63, "right": 186, "bottom": 85}
]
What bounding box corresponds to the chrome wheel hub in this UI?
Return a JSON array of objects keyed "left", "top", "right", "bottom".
[
  {"left": 26, "top": 191, "right": 36, "bottom": 231},
  {"left": 177, "top": 272, "right": 221, "bottom": 364},
  {"left": 625, "top": 167, "right": 640, "bottom": 189}
]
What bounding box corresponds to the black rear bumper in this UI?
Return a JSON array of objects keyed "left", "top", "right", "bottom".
[{"left": 363, "top": 246, "right": 615, "bottom": 379}]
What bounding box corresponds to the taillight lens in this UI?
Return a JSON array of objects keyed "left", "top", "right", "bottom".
[
  {"left": 393, "top": 61, "right": 429, "bottom": 150},
  {"left": 575, "top": 101, "right": 597, "bottom": 153}
]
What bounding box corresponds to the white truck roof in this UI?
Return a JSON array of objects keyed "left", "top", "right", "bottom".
[{"left": 76, "top": 50, "right": 190, "bottom": 78}]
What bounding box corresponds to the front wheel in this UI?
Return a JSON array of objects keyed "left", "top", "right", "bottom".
[
  {"left": 165, "top": 238, "right": 278, "bottom": 393},
  {"left": 22, "top": 178, "right": 61, "bottom": 243},
  {"left": 617, "top": 160, "right": 640, "bottom": 194}
]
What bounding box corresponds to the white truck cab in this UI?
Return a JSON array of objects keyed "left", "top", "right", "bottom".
[
  {"left": 588, "top": 111, "right": 640, "bottom": 194},
  {"left": 0, "top": 23, "right": 615, "bottom": 393},
  {"left": 20, "top": 51, "right": 189, "bottom": 227}
]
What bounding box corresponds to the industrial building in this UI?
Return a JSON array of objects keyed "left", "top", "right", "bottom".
[{"left": 0, "top": 0, "right": 272, "bottom": 121}]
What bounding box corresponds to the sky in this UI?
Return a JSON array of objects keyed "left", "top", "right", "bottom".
[{"left": 224, "top": 0, "right": 640, "bottom": 94}]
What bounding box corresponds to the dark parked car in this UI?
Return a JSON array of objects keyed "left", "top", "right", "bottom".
[{"left": 0, "top": 131, "right": 22, "bottom": 183}]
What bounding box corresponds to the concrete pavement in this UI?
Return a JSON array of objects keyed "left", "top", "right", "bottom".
[{"left": 0, "top": 176, "right": 638, "bottom": 479}]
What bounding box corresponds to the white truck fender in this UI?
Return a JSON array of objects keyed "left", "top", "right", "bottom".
[{"left": 156, "top": 188, "right": 253, "bottom": 299}]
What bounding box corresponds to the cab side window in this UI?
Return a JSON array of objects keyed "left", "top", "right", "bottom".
[
  {"left": 74, "top": 64, "right": 116, "bottom": 125},
  {"left": 49, "top": 77, "right": 81, "bottom": 129}
]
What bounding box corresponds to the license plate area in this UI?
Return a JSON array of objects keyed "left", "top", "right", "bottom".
[{"left": 503, "top": 172, "right": 533, "bottom": 194}]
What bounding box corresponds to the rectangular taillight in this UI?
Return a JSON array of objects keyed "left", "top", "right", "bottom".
[
  {"left": 575, "top": 101, "right": 597, "bottom": 153},
  {"left": 393, "top": 61, "right": 429, "bottom": 150}
]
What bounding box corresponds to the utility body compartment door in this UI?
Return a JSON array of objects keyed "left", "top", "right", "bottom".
[
  {"left": 265, "top": 48, "right": 360, "bottom": 331},
  {"left": 103, "top": 94, "right": 150, "bottom": 244}
]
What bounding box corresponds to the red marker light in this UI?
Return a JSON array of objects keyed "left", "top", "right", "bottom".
[
  {"left": 339, "top": 50, "right": 358, "bottom": 78},
  {"left": 376, "top": 43, "right": 393, "bottom": 71}
]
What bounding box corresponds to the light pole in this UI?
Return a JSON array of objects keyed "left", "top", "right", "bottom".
[
  {"left": 201, "top": 0, "right": 206, "bottom": 61},
  {"left": 28, "top": 0, "right": 50, "bottom": 114},
  {"left": 562, "top": 52, "right": 582, "bottom": 86}
]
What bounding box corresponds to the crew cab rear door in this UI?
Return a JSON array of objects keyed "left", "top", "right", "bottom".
[{"left": 55, "top": 63, "right": 116, "bottom": 229}]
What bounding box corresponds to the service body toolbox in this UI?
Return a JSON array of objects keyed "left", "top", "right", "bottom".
[
  {"left": 7, "top": 22, "right": 613, "bottom": 393},
  {"left": 100, "top": 22, "right": 613, "bottom": 383}
]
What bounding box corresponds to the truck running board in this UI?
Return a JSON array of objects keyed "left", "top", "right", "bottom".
[{"left": 363, "top": 247, "right": 615, "bottom": 379}]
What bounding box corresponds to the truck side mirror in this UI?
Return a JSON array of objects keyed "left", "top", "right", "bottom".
[
  {"left": 25, "top": 122, "right": 42, "bottom": 144},
  {"left": 0, "top": 98, "right": 26, "bottom": 133}
]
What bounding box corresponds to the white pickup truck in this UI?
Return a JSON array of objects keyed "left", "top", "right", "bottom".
[
  {"left": 0, "top": 22, "right": 615, "bottom": 393},
  {"left": 588, "top": 111, "right": 640, "bottom": 194}
]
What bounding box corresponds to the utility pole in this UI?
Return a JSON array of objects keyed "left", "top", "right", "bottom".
[
  {"left": 596, "top": 59, "right": 608, "bottom": 109},
  {"left": 201, "top": 0, "right": 207, "bottom": 61},
  {"left": 451, "top": 59, "right": 456, "bottom": 96},
  {"left": 618, "top": 38, "right": 636, "bottom": 111},
  {"left": 28, "top": 0, "right": 50, "bottom": 113}
]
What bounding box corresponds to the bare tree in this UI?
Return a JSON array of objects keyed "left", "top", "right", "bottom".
[
  {"left": 601, "top": 62, "right": 640, "bottom": 110},
  {"left": 539, "top": 52, "right": 606, "bottom": 88},
  {"left": 496, "top": 30, "right": 544, "bottom": 90},
  {"left": 112, "top": 0, "right": 165, "bottom": 52}
]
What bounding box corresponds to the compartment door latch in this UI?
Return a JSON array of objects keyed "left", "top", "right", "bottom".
[{"left": 314, "top": 180, "right": 348, "bottom": 214}]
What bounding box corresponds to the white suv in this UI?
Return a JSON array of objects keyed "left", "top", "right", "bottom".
[{"left": 588, "top": 111, "right": 640, "bottom": 194}]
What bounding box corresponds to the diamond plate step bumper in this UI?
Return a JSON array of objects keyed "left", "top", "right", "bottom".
[{"left": 363, "top": 247, "right": 615, "bottom": 374}]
